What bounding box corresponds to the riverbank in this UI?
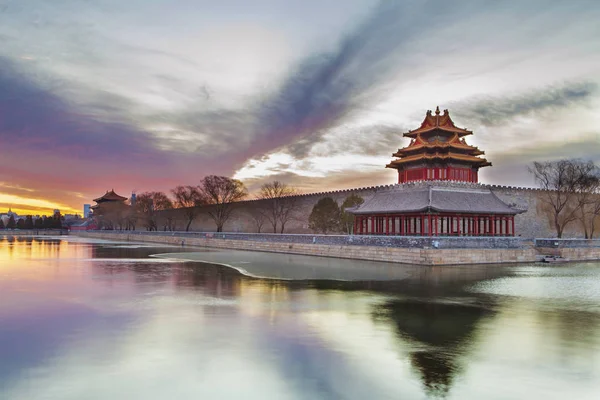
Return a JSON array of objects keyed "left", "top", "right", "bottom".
[
  {"left": 1, "top": 229, "right": 68, "bottom": 236},
  {"left": 73, "top": 231, "right": 542, "bottom": 265}
]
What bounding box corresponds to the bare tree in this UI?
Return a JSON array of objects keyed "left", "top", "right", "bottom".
[
  {"left": 172, "top": 185, "right": 206, "bottom": 231},
  {"left": 247, "top": 202, "right": 267, "bottom": 233},
  {"left": 136, "top": 191, "right": 173, "bottom": 231},
  {"left": 575, "top": 168, "right": 600, "bottom": 238},
  {"left": 200, "top": 176, "right": 247, "bottom": 232},
  {"left": 588, "top": 195, "right": 600, "bottom": 238},
  {"left": 126, "top": 206, "right": 138, "bottom": 231},
  {"left": 530, "top": 159, "right": 597, "bottom": 238},
  {"left": 257, "top": 181, "right": 300, "bottom": 233},
  {"left": 94, "top": 201, "right": 129, "bottom": 230}
]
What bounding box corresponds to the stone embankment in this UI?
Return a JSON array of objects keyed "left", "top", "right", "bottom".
[
  {"left": 74, "top": 231, "right": 541, "bottom": 266},
  {"left": 1, "top": 229, "right": 68, "bottom": 236},
  {"left": 535, "top": 238, "right": 600, "bottom": 261}
]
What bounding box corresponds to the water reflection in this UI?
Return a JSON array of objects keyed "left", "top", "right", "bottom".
[
  {"left": 379, "top": 299, "right": 495, "bottom": 397},
  {"left": 1, "top": 237, "right": 600, "bottom": 399}
]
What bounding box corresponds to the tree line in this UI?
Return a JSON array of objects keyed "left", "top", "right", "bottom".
[
  {"left": 96, "top": 176, "right": 305, "bottom": 233},
  {"left": 0, "top": 213, "right": 63, "bottom": 230},
  {"left": 95, "top": 174, "right": 367, "bottom": 234}
]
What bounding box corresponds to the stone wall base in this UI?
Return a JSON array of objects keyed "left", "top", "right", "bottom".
[
  {"left": 537, "top": 247, "right": 600, "bottom": 261},
  {"left": 75, "top": 232, "right": 538, "bottom": 266}
]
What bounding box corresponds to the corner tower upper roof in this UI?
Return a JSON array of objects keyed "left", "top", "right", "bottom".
[
  {"left": 93, "top": 190, "right": 128, "bottom": 203},
  {"left": 404, "top": 107, "right": 472, "bottom": 138}
]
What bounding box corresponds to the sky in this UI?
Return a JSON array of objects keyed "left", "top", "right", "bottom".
[{"left": 0, "top": 0, "right": 599, "bottom": 215}]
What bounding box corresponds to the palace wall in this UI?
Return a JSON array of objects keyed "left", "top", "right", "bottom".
[{"left": 153, "top": 182, "right": 585, "bottom": 238}]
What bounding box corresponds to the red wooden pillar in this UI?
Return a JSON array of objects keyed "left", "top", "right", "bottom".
[
  {"left": 401, "top": 216, "right": 405, "bottom": 235},
  {"left": 491, "top": 216, "right": 495, "bottom": 236},
  {"left": 427, "top": 215, "right": 431, "bottom": 236},
  {"left": 511, "top": 216, "right": 515, "bottom": 237}
]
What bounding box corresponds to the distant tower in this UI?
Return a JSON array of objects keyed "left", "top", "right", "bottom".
[
  {"left": 130, "top": 192, "right": 137, "bottom": 207},
  {"left": 83, "top": 204, "right": 91, "bottom": 218}
]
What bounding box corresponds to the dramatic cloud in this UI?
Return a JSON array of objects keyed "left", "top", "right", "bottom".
[
  {"left": 0, "top": 0, "right": 599, "bottom": 212},
  {"left": 454, "top": 81, "right": 598, "bottom": 127}
]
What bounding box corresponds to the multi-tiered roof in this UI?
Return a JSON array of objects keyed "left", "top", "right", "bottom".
[
  {"left": 91, "top": 190, "right": 128, "bottom": 211},
  {"left": 93, "top": 190, "right": 128, "bottom": 204},
  {"left": 386, "top": 107, "right": 490, "bottom": 183}
]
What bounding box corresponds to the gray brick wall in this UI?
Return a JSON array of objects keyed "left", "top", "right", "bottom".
[{"left": 152, "top": 182, "right": 587, "bottom": 238}]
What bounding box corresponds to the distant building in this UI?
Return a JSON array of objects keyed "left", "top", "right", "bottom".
[
  {"left": 91, "top": 189, "right": 130, "bottom": 230},
  {"left": 91, "top": 190, "right": 128, "bottom": 211},
  {"left": 83, "top": 204, "right": 91, "bottom": 218},
  {"left": 130, "top": 193, "right": 136, "bottom": 207}
]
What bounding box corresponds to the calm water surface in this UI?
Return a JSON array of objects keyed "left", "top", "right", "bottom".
[{"left": 1, "top": 236, "right": 599, "bottom": 399}]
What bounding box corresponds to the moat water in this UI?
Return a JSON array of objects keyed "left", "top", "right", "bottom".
[{"left": 1, "top": 236, "right": 599, "bottom": 399}]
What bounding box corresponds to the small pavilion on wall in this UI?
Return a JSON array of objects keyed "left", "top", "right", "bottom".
[{"left": 349, "top": 108, "right": 525, "bottom": 237}]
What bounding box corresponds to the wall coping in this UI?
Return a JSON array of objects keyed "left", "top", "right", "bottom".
[{"left": 88, "top": 230, "right": 527, "bottom": 249}]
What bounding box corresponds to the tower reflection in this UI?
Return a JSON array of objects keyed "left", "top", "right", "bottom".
[{"left": 380, "top": 298, "right": 495, "bottom": 397}]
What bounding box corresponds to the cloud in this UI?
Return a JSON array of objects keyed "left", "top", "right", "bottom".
[
  {"left": 2, "top": 0, "right": 600, "bottom": 209},
  {"left": 241, "top": 169, "right": 395, "bottom": 195},
  {"left": 0, "top": 57, "right": 167, "bottom": 162},
  {"left": 481, "top": 134, "right": 600, "bottom": 186},
  {"left": 454, "top": 81, "right": 598, "bottom": 127},
  {"left": 247, "top": 1, "right": 428, "bottom": 159},
  {"left": 0, "top": 56, "right": 238, "bottom": 212}
]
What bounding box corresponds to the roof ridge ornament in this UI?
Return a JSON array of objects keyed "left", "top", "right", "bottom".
[{"left": 435, "top": 106, "right": 440, "bottom": 115}]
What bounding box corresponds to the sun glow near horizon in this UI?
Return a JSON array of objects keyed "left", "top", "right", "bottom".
[{"left": 0, "top": 193, "right": 80, "bottom": 217}]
